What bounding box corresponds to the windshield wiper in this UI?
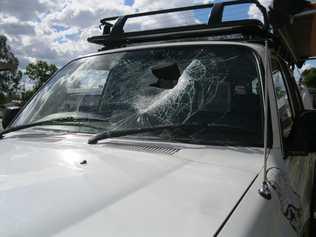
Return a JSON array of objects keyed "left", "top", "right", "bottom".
[
  {"left": 88, "top": 123, "right": 255, "bottom": 144},
  {"left": 0, "top": 116, "right": 107, "bottom": 139},
  {"left": 88, "top": 124, "right": 187, "bottom": 144}
]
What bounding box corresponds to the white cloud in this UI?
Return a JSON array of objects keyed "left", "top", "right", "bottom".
[
  {"left": 300, "top": 63, "right": 313, "bottom": 72},
  {"left": 0, "top": 0, "right": 50, "bottom": 21},
  {"left": 0, "top": 22, "right": 35, "bottom": 36},
  {"left": 125, "top": 0, "right": 209, "bottom": 32},
  {"left": 0, "top": 0, "right": 132, "bottom": 69},
  {"left": 0, "top": 0, "right": 216, "bottom": 70},
  {"left": 248, "top": 0, "right": 273, "bottom": 22},
  {"left": 133, "top": 0, "right": 190, "bottom": 10}
]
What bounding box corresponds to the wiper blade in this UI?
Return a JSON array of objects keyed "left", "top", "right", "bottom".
[
  {"left": 88, "top": 124, "right": 188, "bottom": 144},
  {"left": 0, "top": 116, "right": 106, "bottom": 139},
  {"left": 88, "top": 123, "right": 256, "bottom": 144}
]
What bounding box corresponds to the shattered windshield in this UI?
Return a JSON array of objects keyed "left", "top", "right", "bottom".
[{"left": 14, "top": 45, "right": 263, "bottom": 146}]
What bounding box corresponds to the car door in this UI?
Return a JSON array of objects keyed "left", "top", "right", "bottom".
[{"left": 271, "top": 57, "right": 316, "bottom": 236}]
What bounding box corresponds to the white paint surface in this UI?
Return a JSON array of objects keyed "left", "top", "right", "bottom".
[{"left": 0, "top": 130, "right": 263, "bottom": 237}]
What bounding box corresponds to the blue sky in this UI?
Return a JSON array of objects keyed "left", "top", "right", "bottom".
[
  {"left": 0, "top": 0, "right": 274, "bottom": 67},
  {"left": 1, "top": 0, "right": 315, "bottom": 89},
  {"left": 125, "top": 0, "right": 135, "bottom": 6}
]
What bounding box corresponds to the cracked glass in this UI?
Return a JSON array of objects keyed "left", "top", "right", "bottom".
[{"left": 14, "top": 45, "right": 263, "bottom": 146}]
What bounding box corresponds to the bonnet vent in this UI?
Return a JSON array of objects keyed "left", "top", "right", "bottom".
[{"left": 103, "top": 141, "right": 181, "bottom": 155}]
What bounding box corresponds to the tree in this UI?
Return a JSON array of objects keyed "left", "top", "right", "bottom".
[
  {"left": 25, "top": 60, "right": 58, "bottom": 91},
  {"left": 0, "top": 35, "right": 22, "bottom": 105},
  {"left": 302, "top": 68, "right": 316, "bottom": 88},
  {"left": 21, "top": 89, "right": 36, "bottom": 105}
]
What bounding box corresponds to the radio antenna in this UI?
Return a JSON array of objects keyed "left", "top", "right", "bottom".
[{"left": 258, "top": 39, "right": 272, "bottom": 200}]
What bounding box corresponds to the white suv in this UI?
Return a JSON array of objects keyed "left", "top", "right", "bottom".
[{"left": 0, "top": 0, "right": 316, "bottom": 236}]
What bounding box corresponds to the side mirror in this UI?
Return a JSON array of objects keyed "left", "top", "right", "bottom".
[
  {"left": 287, "top": 110, "right": 316, "bottom": 154},
  {"left": 2, "top": 106, "right": 20, "bottom": 129}
]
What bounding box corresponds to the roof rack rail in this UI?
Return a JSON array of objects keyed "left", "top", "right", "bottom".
[{"left": 87, "top": 0, "right": 270, "bottom": 50}]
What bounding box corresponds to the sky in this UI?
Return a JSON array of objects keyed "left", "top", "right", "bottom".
[{"left": 0, "top": 0, "right": 315, "bottom": 89}]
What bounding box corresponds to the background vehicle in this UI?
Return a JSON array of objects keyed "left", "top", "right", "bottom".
[{"left": 0, "top": 0, "right": 316, "bottom": 236}]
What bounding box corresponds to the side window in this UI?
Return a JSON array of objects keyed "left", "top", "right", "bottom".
[{"left": 272, "top": 60, "right": 293, "bottom": 138}]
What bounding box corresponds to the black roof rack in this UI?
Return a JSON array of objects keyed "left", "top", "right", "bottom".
[{"left": 87, "top": 0, "right": 270, "bottom": 50}]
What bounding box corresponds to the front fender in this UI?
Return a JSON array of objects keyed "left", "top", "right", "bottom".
[{"left": 218, "top": 170, "right": 297, "bottom": 237}]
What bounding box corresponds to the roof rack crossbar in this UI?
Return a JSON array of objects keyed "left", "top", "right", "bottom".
[
  {"left": 100, "top": 3, "right": 213, "bottom": 24},
  {"left": 89, "top": 0, "right": 269, "bottom": 49}
]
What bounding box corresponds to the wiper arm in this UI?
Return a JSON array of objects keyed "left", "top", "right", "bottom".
[
  {"left": 0, "top": 116, "right": 107, "bottom": 139},
  {"left": 88, "top": 123, "right": 256, "bottom": 144},
  {"left": 88, "top": 124, "right": 188, "bottom": 144}
]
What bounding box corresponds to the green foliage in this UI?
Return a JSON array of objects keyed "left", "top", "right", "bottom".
[
  {"left": 25, "top": 60, "right": 58, "bottom": 90},
  {"left": 21, "top": 90, "right": 35, "bottom": 105},
  {"left": 0, "top": 93, "right": 6, "bottom": 105},
  {"left": 302, "top": 68, "right": 316, "bottom": 88},
  {"left": 0, "top": 35, "right": 22, "bottom": 105},
  {"left": 21, "top": 60, "right": 58, "bottom": 104}
]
